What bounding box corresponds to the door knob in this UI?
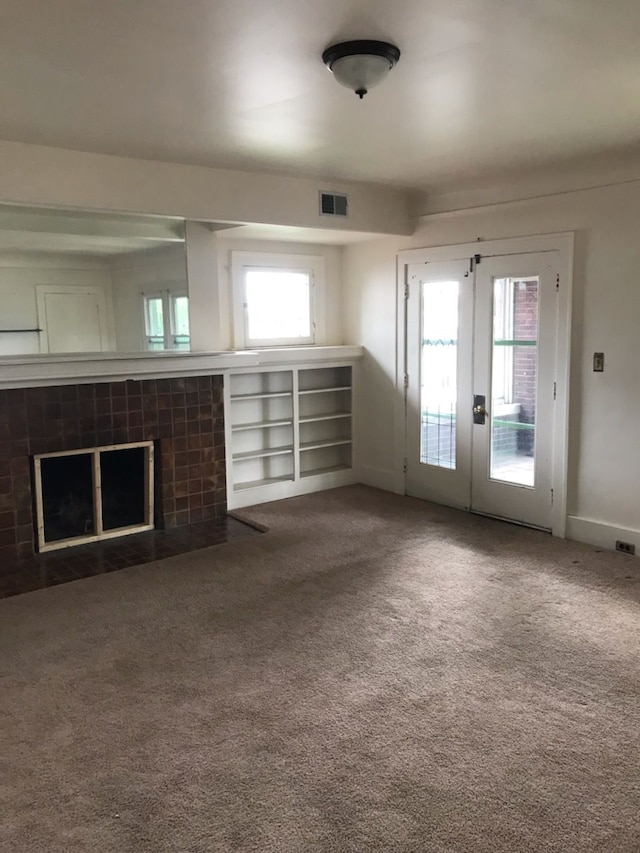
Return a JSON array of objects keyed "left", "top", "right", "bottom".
[{"left": 473, "top": 394, "right": 487, "bottom": 424}]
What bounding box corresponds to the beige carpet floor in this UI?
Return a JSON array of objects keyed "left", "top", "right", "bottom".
[{"left": 2, "top": 485, "right": 639, "bottom": 853}]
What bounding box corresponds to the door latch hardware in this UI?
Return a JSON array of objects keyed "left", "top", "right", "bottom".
[{"left": 473, "top": 394, "right": 487, "bottom": 424}]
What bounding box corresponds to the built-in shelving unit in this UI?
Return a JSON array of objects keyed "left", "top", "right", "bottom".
[
  {"left": 228, "top": 370, "right": 295, "bottom": 494},
  {"left": 226, "top": 362, "right": 355, "bottom": 508}
]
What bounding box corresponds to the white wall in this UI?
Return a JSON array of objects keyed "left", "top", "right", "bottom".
[
  {"left": 0, "top": 140, "right": 414, "bottom": 236},
  {"left": 0, "top": 252, "right": 115, "bottom": 354},
  {"left": 344, "top": 179, "right": 640, "bottom": 542}
]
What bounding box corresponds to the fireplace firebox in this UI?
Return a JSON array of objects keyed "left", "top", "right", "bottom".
[
  {"left": 0, "top": 374, "right": 226, "bottom": 567},
  {"left": 33, "top": 442, "right": 154, "bottom": 551}
]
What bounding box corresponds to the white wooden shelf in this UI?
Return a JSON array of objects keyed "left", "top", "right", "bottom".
[
  {"left": 298, "top": 386, "right": 351, "bottom": 395},
  {"left": 235, "top": 474, "right": 294, "bottom": 491},
  {"left": 300, "top": 438, "right": 351, "bottom": 452},
  {"left": 226, "top": 362, "right": 355, "bottom": 508},
  {"left": 233, "top": 445, "right": 293, "bottom": 461},
  {"left": 300, "top": 464, "right": 351, "bottom": 479},
  {"left": 231, "top": 419, "right": 294, "bottom": 432},
  {"left": 299, "top": 413, "right": 351, "bottom": 424},
  {"left": 231, "top": 391, "right": 292, "bottom": 401}
]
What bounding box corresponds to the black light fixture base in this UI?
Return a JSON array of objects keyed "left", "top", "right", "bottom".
[{"left": 322, "top": 40, "right": 401, "bottom": 69}]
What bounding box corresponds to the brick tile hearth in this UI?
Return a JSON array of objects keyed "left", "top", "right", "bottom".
[
  {"left": 0, "top": 375, "right": 226, "bottom": 568},
  {"left": 0, "top": 515, "right": 261, "bottom": 599}
]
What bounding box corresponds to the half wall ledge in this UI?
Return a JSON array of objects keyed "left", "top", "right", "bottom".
[{"left": 0, "top": 346, "right": 363, "bottom": 390}]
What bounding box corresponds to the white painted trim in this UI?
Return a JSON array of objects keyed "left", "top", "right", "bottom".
[
  {"left": 244, "top": 345, "right": 362, "bottom": 366},
  {"left": 550, "top": 235, "right": 574, "bottom": 539},
  {"left": 416, "top": 175, "right": 640, "bottom": 222},
  {"left": 394, "top": 251, "right": 407, "bottom": 495},
  {"left": 0, "top": 345, "right": 363, "bottom": 389},
  {"left": 567, "top": 516, "right": 640, "bottom": 557},
  {"left": 396, "top": 232, "right": 574, "bottom": 538},
  {"left": 229, "top": 467, "right": 355, "bottom": 510},
  {"left": 230, "top": 251, "right": 325, "bottom": 349},
  {"left": 398, "top": 232, "right": 575, "bottom": 265}
]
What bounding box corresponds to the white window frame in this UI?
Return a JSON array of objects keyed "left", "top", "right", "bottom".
[
  {"left": 143, "top": 288, "right": 190, "bottom": 351},
  {"left": 231, "top": 252, "right": 325, "bottom": 349}
]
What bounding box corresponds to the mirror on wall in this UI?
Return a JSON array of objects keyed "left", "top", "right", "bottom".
[{"left": 0, "top": 204, "right": 189, "bottom": 356}]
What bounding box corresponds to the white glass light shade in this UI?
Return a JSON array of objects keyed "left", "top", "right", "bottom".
[
  {"left": 329, "top": 53, "right": 394, "bottom": 97},
  {"left": 322, "top": 40, "right": 400, "bottom": 99}
]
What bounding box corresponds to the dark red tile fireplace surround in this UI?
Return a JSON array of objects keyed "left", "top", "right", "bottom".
[{"left": 0, "top": 375, "right": 227, "bottom": 570}]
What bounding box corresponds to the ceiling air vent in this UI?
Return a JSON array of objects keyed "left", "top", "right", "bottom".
[{"left": 319, "top": 191, "right": 348, "bottom": 217}]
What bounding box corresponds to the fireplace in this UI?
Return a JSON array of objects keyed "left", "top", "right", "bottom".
[
  {"left": 33, "top": 442, "right": 155, "bottom": 552},
  {"left": 0, "top": 375, "right": 226, "bottom": 566}
]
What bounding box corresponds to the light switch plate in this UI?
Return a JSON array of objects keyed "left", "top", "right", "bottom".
[{"left": 593, "top": 352, "right": 604, "bottom": 372}]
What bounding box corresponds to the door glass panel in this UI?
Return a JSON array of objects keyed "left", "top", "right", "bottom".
[
  {"left": 420, "top": 280, "right": 459, "bottom": 469},
  {"left": 490, "top": 277, "right": 539, "bottom": 486}
]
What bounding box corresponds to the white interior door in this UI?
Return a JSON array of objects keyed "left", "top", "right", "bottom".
[
  {"left": 406, "top": 250, "right": 560, "bottom": 531},
  {"left": 37, "top": 287, "right": 110, "bottom": 353}
]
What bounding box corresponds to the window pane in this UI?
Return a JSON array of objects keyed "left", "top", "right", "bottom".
[
  {"left": 171, "top": 295, "right": 190, "bottom": 351},
  {"left": 490, "top": 277, "right": 538, "bottom": 487},
  {"left": 172, "top": 296, "right": 190, "bottom": 335},
  {"left": 420, "top": 280, "right": 458, "bottom": 469},
  {"left": 245, "top": 270, "right": 312, "bottom": 342},
  {"left": 145, "top": 296, "right": 165, "bottom": 349}
]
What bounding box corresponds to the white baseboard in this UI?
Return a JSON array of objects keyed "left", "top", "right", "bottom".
[
  {"left": 228, "top": 468, "right": 356, "bottom": 510},
  {"left": 356, "top": 464, "right": 402, "bottom": 494},
  {"left": 566, "top": 516, "right": 640, "bottom": 556}
]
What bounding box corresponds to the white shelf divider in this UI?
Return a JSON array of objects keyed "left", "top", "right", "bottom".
[
  {"left": 298, "top": 386, "right": 351, "bottom": 395},
  {"left": 235, "top": 474, "right": 294, "bottom": 491},
  {"left": 298, "top": 413, "right": 351, "bottom": 424},
  {"left": 292, "top": 368, "right": 301, "bottom": 483},
  {"left": 231, "top": 419, "right": 294, "bottom": 432},
  {"left": 232, "top": 445, "right": 294, "bottom": 461},
  {"left": 230, "top": 391, "right": 292, "bottom": 401},
  {"left": 300, "top": 463, "right": 351, "bottom": 479},
  {"left": 300, "top": 438, "right": 352, "bottom": 452}
]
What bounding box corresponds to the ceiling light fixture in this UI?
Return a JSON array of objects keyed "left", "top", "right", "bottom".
[{"left": 322, "top": 40, "right": 400, "bottom": 99}]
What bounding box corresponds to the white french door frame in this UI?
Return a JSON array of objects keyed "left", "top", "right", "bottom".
[{"left": 395, "top": 232, "right": 574, "bottom": 537}]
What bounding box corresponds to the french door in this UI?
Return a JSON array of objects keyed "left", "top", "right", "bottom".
[{"left": 405, "top": 250, "right": 559, "bottom": 530}]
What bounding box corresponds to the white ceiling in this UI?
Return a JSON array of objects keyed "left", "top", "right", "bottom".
[{"left": 2, "top": 0, "right": 640, "bottom": 191}]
